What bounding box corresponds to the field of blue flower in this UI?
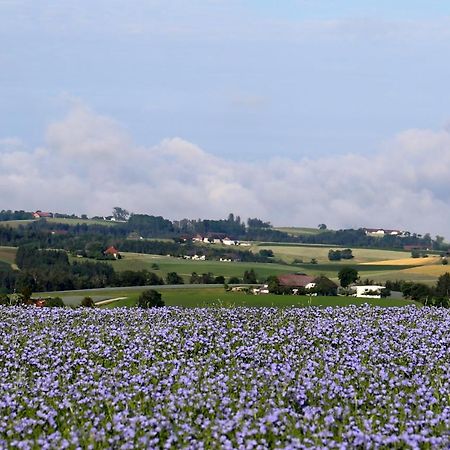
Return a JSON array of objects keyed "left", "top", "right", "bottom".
[{"left": 1, "top": 306, "right": 449, "bottom": 449}]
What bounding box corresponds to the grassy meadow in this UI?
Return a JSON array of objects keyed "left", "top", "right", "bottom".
[
  {"left": 0, "top": 219, "right": 36, "bottom": 228},
  {"left": 0, "top": 246, "right": 17, "bottom": 265},
  {"left": 39, "top": 286, "right": 418, "bottom": 309},
  {"left": 273, "top": 226, "right": 325, "bottom": 236},
  {"left": 253, "top": 243, "right": 414, "bottom": 265},
  {"left": 46, "top": 217, "right": 120, "bottom": 226}
]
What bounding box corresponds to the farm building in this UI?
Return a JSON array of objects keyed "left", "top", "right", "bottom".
[
  {"left": 104, "top": 246, "right": 120, "bottom": 259},
  {"left": 353, "top": 285, "right": 386, "bottom": 299},
  {"left": 33, "top": 210, "right": 53, "bottom": 219},
  {"left": 277, "top": 274, "right": 317, "bottom": 290}
]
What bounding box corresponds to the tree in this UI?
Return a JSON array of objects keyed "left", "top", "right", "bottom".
[
  {"left": 266, "top": 275, "right": 281, "bottom": 294},
  {"left": 328, "top": 250, "right": 341, "bottom": 261},
  {"left": 214, "top": 275, "right": 225, "bottom": 284},
  {"left": 318, "top": 224, "right": 327, "bottom": 230},
  {"left": 189, "top": 272, "right": 201, "bottom": 284},
  {"left": 403, "top": 283, "right": 432, "bottom": 302},
  {"left": 137, "top": 289, "right": 165, "bottom": 308},
  {"left": 435, "top": 272, "right": 450, "bottom": 298},
  {"left": 259, "top": 249, "right": 274, "bottom": 258},
  {"left": 228, "top": 276, "right": 240, "bottom": 284},
  {"left": 166, "top": 272, "right": 184, "bottom": 285},
  {"left": 338, "top": 267, "right": 359, "bottom": 288},
  {"left": 247, "top": 218, "right": 272, "bottom": 229},
  {"left": 112, "top": 207, "right": 130, "bottom": 221},
  {"left": 435, "top": 235, "right": 445, "bottom": 250},
  {"left": 243, "top": 269, "right": 257, "bottom": 284},
  {"left": 80, "top": 296, "right": 95, "bottom": 308},
  {"left": 45, "top": 297, "right": 65, "bottom": 307}
]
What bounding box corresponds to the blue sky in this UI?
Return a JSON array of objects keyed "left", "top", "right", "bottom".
[{"left": 1, "top": 1, "right": 450, "bottom": 234}]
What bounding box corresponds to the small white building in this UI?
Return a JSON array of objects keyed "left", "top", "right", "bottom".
[
  {"left": 222, "top": 237, "right": 237, "bottom": 246},
  {"left": 353, "top": 285, "right": 386, "bottom": 299}
]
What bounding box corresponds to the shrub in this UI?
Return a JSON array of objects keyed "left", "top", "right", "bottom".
[
  {"left": 80, "top": 296, "right": 95, "bottom": 308},
  {"left": 137, "top": 290, "right": 165, "bottom": 308},
  {"left": 45, "top": 297, "right": 65, "bottom": 308}
]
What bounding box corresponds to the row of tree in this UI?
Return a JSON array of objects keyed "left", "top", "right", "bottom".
[
  {"left": 386, "top": 274, "right": 450, "bottom": 307},
  {"left": 2, "top": 208, "right": 442, "bottom": 251}
]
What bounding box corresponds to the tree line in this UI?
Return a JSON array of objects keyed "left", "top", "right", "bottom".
[{"left": 1, "top": 209, "right": 442, "bottom": 251}]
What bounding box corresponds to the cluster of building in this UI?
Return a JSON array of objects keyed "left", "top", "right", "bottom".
[
  {"left": 32, "top": 210, "right": 53, "bottom": 219},
  {"left": 363, "top": 228, "right": 410, "bottom": 237},
  {"left": 183, "top": 254, "right": 206, "bottom": 261},
  {"left": 252, "top": 273, "right": 387, "bottom": 299},
  {"left": 192, "top": 234, "right": 251, "bottom": 246}
]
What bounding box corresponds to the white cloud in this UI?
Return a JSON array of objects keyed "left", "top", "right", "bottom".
[{"left": 1, "top": 103, "right": 450, "bottom": 236}]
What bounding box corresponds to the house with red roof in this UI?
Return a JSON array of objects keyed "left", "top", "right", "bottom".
[
  {"left": 33, "top": 210, "right": 53, "bottom": 219},
  {"left": 104, "top": 246, "right": 120, "bottom": 259}
]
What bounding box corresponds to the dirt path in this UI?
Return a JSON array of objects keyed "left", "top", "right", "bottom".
[{"left": 94, "top": 297, "right": 128, "bottom": 306}]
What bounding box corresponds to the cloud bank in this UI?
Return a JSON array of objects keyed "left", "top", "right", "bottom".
[{"left": 1, "top": 103, "right": 450, "bottom": 236}]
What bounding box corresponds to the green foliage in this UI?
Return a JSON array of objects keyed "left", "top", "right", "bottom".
[
  {"left": 338, "top": 267, "right": 359, "bottom": 288},
  {"left": 259, "top": 249, "right": 274, "bottom": 258},
  {"left": 45, "top": 297, "right": 65, "bottom": 308},
  {"left": 214, "top": 275, "right": 225, "bottom": 284},
  {"left": 247, "top": 218, "right": 272, "bottom": 228},
  {"left": 328, "top": 248, "right": 353, "bottom": 261},
  {"left": 401, "top": 282, "right": 432, "bottom": 302},
  {"left": 137, "top": 289, "right": 164, "bottom": 308},
  {"left": 0, "top": 293, "right": 9, "bottom": 305},
  {"left": 116, "top": 270, "right": 163, "bottom": 287},
  {"left": 80, "top": 296, "right": 95, "bottom": 308},
  {"left": 435, "top": 272, "right": 450, "bottom": 298},
  {"left": 112, "top": 207, "right": 130, "bottom": 222},
  {"left": 228, "top": 276, "right": 241, "bottom": 284},
  {"left": 166, "top": 272, "right": 184, "bottom": 285},
  {"left": 266, "top": 275, "right": 281, "bottom": 294},
  {"left": 243, "top": 269, "right": 257, "bottom": 284}
]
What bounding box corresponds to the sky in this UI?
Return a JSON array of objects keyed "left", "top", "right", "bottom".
[{"left": 1, "top": 1, "right": 450, "bottom": 236}]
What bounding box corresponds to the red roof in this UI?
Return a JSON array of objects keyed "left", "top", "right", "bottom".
[
  {"left": 104, "top": 246, "right": 119, "bottom": 255},
  {"left": 277, "top": 274, "right": 316, "bottom": 287},
  {"left": 33, "top": 211, "right": 52, "bottom": 218}
]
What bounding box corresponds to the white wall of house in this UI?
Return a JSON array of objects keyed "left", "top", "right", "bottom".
[{"left": 354, "top": 285, "right": 385, "bottom": 298}]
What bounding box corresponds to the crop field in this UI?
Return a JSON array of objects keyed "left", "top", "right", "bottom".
[
  {"left": 362, "top": 256, "right": 441, "bottom": 266},
  {"left": 0, "top": 246, "right": 17, "bottom": 265},
  {"left": 0, "top": 306, "right": 448, "bottom": 448},
  {"left": 107, "top": 253, "right": 298, "bottom": 281},
  {"left": 0, "top": 219, "right": 36, "bottom": 228},
  {"left": 45, "top": 286, "right": 418, "bottom": 308},
  {"left": 273, "top": 227, "right": 325, "bottom": 236},
  {"left": 46, "top": 217, "right": 120, "bottom": 226},
  {"left": 254, "top": 244, "right": 413, "bottom": 265}
]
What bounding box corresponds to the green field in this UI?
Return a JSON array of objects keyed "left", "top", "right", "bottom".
[
  {"left": 106, "top": 253, "right": 299, "bottom": 281},
  {"left": 74, "top": 250, "right": 438, "bottom": 285},
  {"left": 0, "top": 246, "right": 17, "bottom": 265},
  {"left": 0, "top": 220, "right": 36, "bottom": 228},
  {"left": 254, "top": 244, "right": 413, "bottom": 265},
  {"left": 274, "top": 227, "right": 326, "bottom": 236},
  {"left": 39, "top": 286, "right": 418, "bottom": 308},
  {"left": 46, "top": 217, "right": 120, "bottom": 226},
  {"left": 0, "top": 217, "right": 119, "bottom": 228}
]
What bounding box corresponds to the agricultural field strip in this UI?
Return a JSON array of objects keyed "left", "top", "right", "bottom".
[
  {"left": 0, "top": 246, "right": 18, "bottom": 265},
  {"left": 0, "top": 307, "right": 448, "bottom": 448},
  {"left": 94, "top": 297, "right": 128, "bottom": 306}
]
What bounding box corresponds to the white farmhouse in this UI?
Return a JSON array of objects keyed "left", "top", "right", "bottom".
[{"left": 353, "top": 285, "right": 386, "bottom": 299}]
